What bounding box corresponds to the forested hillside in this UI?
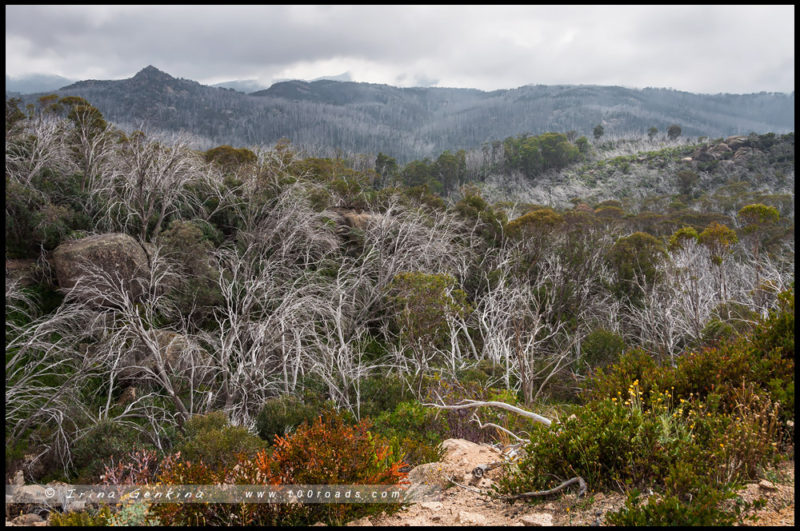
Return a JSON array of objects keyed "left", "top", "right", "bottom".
[
  {"left": 15, "top": 66, "right": 795, "bottom": 162},
  {"left": 5, "top": 94, "right": 794, "bottom": 526}
]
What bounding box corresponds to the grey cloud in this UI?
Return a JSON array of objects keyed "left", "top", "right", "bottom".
[{"left": 5, "top": 5, "right": 794, "bottom": 93}]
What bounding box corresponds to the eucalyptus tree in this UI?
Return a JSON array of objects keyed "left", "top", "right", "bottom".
[
  {"left": 5, "top": 110, "right": 73, "bottom": 189},
  {"left": 95, "top": 131, "right": 206, "bottom": 242}
]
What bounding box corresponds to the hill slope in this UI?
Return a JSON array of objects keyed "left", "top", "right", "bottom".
[{"left": 19, "top": 66, "right": 794, "bottom": 161}]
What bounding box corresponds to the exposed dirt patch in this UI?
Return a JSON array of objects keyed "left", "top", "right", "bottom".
[
  {"left": 733, "top": 459, "right": 794, "bottom": 527},
  {"left": 366, "top": 440, "right": 794, "bottom": 527},
  {"left": 370, "top": 439, "right": 629, "bottom": 527}
]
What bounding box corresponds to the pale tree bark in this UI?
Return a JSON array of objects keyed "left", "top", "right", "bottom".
[
  {"left": 64, "top": 108, "right": 118, "bottom": 195},
  {"left": 472, "top": 242, "right": 597, "bottom": 404},
  {"left": 5, "top": 113, "right": 75, "bottom": 189},
  {"left": 95, "top": 132, "right": 205, "bottom": 242},
  {"left": 5, "top": 246, "right": 201, "bottom": 473}
]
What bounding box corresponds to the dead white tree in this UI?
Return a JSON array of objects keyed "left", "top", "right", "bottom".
[
  {"left": 64, "top": 245, "right": 212, "bottom": 425},
  {"left": 634, "top": 238, "right": 795, "bottom": 362},
  {"left": 46, "top": 102, "right": 121, "bottom": 197},
  {"left": 305, "top": 266, "right": 388, "bottom": 420},
  {"left": 5, "top": 112, "right": 74, "bottom": 189},
  {"left": 95, "top": 131, "right": 205, "bottom": 242},
  {"left": 6, "top": 277, "right": 102, "bottom": 474},
  {"left": 726, "top": 242, "right": 795, "bottom": 319},
  {"left": 472, "top": 244, "right": 588, "bottom": 404},
  {"left": 662, "top": 241, "right": 721, "bottom": 343},
  {"left": 208, "top": 256, "right": 305, "bottom": 419},
  {"left": 626, "top": 273, "right": 686, "bottom": 364},
  {"left": 422, "top": 396, "right": 552, "bottom": 427},
  {"left": 203, "top": 142, "right": 314, "bottom": 236},
  {"left": 357, "top": 196, "right": 477, "bottom": 326},
  {"left": 196, "top": 184, "right": 344, "bottom": 425},
  {"left": 418, "top": 395, "right": 591, "bottom": 498},
  {"left": 5, "top": 245, "right": 204, "bottom": 473}
]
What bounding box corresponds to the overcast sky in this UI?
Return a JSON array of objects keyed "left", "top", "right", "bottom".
[{"left": 5, "top": 5, "right": 795, "bottom": 94}]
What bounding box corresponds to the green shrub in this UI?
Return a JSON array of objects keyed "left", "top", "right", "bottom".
[
  {"left": 255, "top": 395, "right": 319, "bottom": 445},
  {"left": 371, "top": 401, "right": 447, "bottom": 467},
  {"left": 159, "top": 219, "right": 223, "bottom": 320},
  {"left": 497, "top": 397, "right": 664, "bottom": 496},
  {"left": 422, "top": 376, "right": 537, "bottom": 444},
  {"left": 387, "top": 271, "right": 469, "bottom": 355},
  {"left": 607, "top": 232, "right": 666, "bottom": 300},
  {"left": 176, "top": 411, "right": 266, "bottom": 471},
  {"left": 457, "top": 359, "right": 510, "bottom": 388},
  {"left": 204, "top": 145, "right": 257, "bottom": 170},
  {"left": 700, "top": 318, "right": 737, "bottom": 345},
  {"left": 581, "top": 328, "right": 626, "bottom": 370},
  {"left": 586, "top": 349, "right": 660, "bottom": 402},
  {"left": 669, "top": 340, "right": 792, "bottom": 427},
  {"left": 71, "top": 420, "right": 148, "bottom": 482},
  {"left": 358, "top": 373, "right": 409, "bottom": 419},
  {"left": 498, "top": 385, "right": 781, "bottom": 502},
  {"left": 749, "top": 289, "right": 794, "bottom": 360},
  {"left": 31, "top": 203, "right": 75, "bottom": 250},
  {"left": 5, "top": 177, "right": 43, "bottom": 258},
  {"left": 606, "top": 487, "right": 740, "bottom": 526},
  {"left": 589, "top": 291, "right": 793, "bottom": 425},
  {"left": 668, "top": 226, "right": 699, "bottom": 251}
]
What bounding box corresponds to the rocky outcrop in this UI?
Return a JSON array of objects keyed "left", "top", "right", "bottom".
[
  {"left": 725, "top": 135, "right": 750, "bottom": 150},
  {"left": 457, "top": 511, "right": 488, "bottom": 525},
  {"left": 733, "top": 147, "right": 759, "bottom": 161},
  {"left": 324, "top": 208, "right": 383, "bottom": 238},
  {"left": 52, "top": 233, "right": 149, "bottom": 301},
  {"left": 341, "top": 211, "right": 378, "bottom": 231},
  {"left": 117, "top": 386, "right": 138, "bottom": 406},
  {"left": 692, "top": 142, "right": 731, "bottom": 161},
  {"left": 708, "top": 143, "right": 732, "bottom": 157},
  {"left": 690, "top": 139, "right": 764, "bottom": 166},
  {"left": 691, "top": 148, "right": 713, "bottom": 162},
  {"left": 117, "top": 330, "right": 212, "bottom": 386},
  {"left": 7, "top": 513, "right": 46, "bottom": 526},
  {"left": 5, "top": 259, "right": 40, "bottom": 287},
  {"left": 344, "top": 516, "right": 374, "bottom": 526},
  {"left": 440, "top": 438, "right": 500, "bottom": 467}
]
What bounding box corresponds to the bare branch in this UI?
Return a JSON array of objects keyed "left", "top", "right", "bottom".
[{"left": 422, "top": 397, "right": 552, "bottom": 427}]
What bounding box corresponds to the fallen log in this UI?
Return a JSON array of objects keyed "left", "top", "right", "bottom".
[
  {"left": 498, "top": 476, "right": 587, "bottom": 500},
  {"left": 421, "top": 397, "right": 552, "bottom": 427},
  {"left": 447, "top": 474, "right": 587, "bottom": 501}
]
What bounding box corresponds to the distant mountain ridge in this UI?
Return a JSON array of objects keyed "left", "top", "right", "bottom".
[
  {"left": 211, "top": 79, "right": 269, "bottom": 94},
  {"left": 16, "top": 66, "right": 795, "bottom": 162},
  {"left": 6, "top": 73, "right": 77, "bottom": 95},
  {"left": 210, "top": 72, "right": 352, "bottom": 94}
]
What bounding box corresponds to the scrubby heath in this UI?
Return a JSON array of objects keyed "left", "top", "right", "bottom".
[{"left": 5, "top": 96, "right": 794, "bottom": 525}]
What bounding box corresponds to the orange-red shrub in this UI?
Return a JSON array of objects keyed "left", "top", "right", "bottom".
[{"left": 99, "top": 410, "right": 408, "bottom": 526}]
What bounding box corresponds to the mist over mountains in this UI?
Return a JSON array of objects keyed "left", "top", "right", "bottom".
[
  {"left": 13, "top": 66, "right": 794, "bottom": 162},
  {"left": 5, "top": 73, "right": 77, "bottom": 96}
]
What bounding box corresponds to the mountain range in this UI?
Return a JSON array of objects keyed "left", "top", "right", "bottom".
[{"left": 12, "top": 66, "right": 795, "bottom": 162}]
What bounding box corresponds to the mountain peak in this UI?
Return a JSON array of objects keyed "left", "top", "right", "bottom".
[{"left": 132, "top": 65, "right": 173, "bottom": 81}]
